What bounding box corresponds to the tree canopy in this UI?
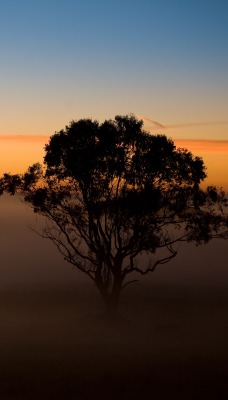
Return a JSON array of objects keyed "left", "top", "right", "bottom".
[{"left": 1, "top": 115, "right": 227, "bottom": 315}]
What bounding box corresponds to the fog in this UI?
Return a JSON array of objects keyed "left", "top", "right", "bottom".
[
  {"left": 1, "top": 194, "right": 227, "bottom": 290},
  {"left": 0, "top": 194, "right": 228, "bottom": 399}
]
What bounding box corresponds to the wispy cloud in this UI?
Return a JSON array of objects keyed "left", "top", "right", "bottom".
[
  {"left": 136, "top": 114, "right": 228, "bottom": 131},
  {"left": 136, "top": 114, "right": 165, "bottom": 129}
]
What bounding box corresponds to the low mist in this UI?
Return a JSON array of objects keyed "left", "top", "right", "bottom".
[{"left": 0, "top": 194, "right": 228, "bottom": 399}]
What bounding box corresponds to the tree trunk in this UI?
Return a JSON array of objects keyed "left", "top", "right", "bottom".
[
  {"left": 95, "top": 268, "right": 122, "bottom": 319},
  {"left": 104, "top": 294, "right": 119, "bottom": 319},
  {"left": 95, "top": 280, "right": 121, "bottom": 319}
]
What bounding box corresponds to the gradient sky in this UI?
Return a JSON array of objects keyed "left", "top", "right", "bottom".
[
  {"left": 0, "top": 0, "right": 228, "bottom": 188},
  {"left": 0, "top": 0, "right": 228, "bottom": 326}
]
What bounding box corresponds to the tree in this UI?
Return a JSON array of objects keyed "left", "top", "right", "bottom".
[{"left": 1, "top": 115, "right": 228, "bottom": 316}]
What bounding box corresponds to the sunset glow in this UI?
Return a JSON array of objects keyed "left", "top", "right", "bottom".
[
  {"left": 0, "top": 136, "right": 48, "bottom": 174},
  {"left": 0, "top": 135, "right": 227, "bottom": 191},
  {"left": 175, "top": 140, "right": 228, "bottom": 191},
  {"left": 0, "top": 1, "right": 228, "bottom": 397}
]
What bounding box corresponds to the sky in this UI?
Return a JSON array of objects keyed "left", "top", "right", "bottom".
[
  {"left": 0, "top": 0, "right": 227, "bottom": 282},
  {"left": 0, "top": 0, "right": 227, "bottom": 190},
  {"left": 0, "top": 3, "right": 228, "bottom": 394}
]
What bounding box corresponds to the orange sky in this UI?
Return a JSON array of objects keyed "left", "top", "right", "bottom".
[
  {"left": 0, "top": 135, "right": 48, "bottom": 175},
  {"left": 174, "top": 140, "right": 228, "bottom": 191},
  {"left": 0, "top": 136, "right": 227, "bottom": 192}
]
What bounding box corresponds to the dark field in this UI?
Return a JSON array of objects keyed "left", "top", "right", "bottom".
[
  {"left": 0, "top": 195, "right": 228, "bottom": 399},
  {"left": 0, "top": 285, "right": 228, "bottom": 400}
]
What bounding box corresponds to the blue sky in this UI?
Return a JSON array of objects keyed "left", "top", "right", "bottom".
[
  {"left": 0, "top": 0, "right": 228, "bottom": 302},
  {"left": 0, "top": 0, "right": 227, "bottom": 139}
]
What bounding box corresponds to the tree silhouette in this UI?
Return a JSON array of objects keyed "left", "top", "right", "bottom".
[{"left": 1, "top": 115, "right": 228, "bottom": 315}]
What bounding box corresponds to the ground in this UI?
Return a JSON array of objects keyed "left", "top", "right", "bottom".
[{"left": 0, "top": 284, "right": 227, "bottom": 399}]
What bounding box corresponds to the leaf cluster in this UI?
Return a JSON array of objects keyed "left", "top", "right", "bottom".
[{"left": 0, "top": 115, "right": 227, "bottom": 294}]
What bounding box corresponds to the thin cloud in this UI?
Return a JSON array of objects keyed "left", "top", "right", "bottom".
[
  {"left": 167, "top": 122, "right": 228, "bottom": 129},
  {"left": 136, "top": 114, "right": 165, "bottom": 129},
  {"left": 136, "top": 114, "right": 228, "bottom": 130}
]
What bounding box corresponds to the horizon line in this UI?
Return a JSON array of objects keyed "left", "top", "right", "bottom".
[{"left": 0, "top": 135, "right": 228, "bottom": 144}]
